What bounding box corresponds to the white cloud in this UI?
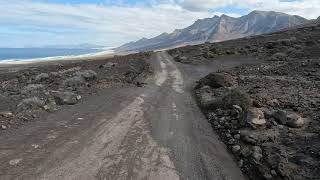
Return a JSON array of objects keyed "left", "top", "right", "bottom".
[
  {"left": 0, "top": 0, "right": 318, "bottom": 47},
  {"left": 176, "top": 0, "right": 320, "bottom": 19},
  {"left": 0, "top": 0, "right": 210, "bottom": 47}
]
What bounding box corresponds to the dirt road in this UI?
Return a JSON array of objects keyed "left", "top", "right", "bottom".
[{"left": 0, "top": 52, "right": 255, "bottom": 180}]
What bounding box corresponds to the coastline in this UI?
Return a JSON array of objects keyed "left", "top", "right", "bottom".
[{"left": 0, "top": 49, "right": 115, "bottom": 66}]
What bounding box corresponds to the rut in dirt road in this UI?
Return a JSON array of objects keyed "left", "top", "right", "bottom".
[{"left": 0, "top": 51, "right": 246, "bottom": 180}]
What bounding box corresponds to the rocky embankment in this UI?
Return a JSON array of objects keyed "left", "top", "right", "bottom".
[
  {"left": 0, "top": 52, "right": 151, "bottom": 131},
  {"left": 170, "top": 22, "right": 320, "bottom": 179}
]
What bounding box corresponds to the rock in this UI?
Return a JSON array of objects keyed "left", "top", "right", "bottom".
[
  {"left": 1, "top": 125, "right": 7, "bottom": 130},
  {"left": 43, "top": 101, "right": 58, "bottom": 112},
  {"left": 246, "top": 108, "right": 266, "bottom": 129},
  {"left": 31, "top": 144, "right": 39, "bottom": 149},
  {"left": 252, "top": 146, "right": 263, "bottom": 162},
  {"left": 74, "top": 70, "right": 97, "bottom": 81},
  {"left": 238, "top": 159, "right": 244, "bottom": 168},
  {"left": 232, "top": 105, "right": 243, "bottom": 112},
  {"left": 0, "top": 111, "right": 13, "bottom": 117},
  {"left": 35, "top": 73, "right": 49, "bottom": 82},
  {"left": 231, "top": 105, "right": 243, "bottom": 118},
  {"left": 241, "top": 147, "right": 252, "bottom": 157},
  {"left": 17, "top": 97, "right": 45, "bottom": 111},
  {"left": 196, "top": 72, "right": 234, "bottom": 89},
  {"left": 9, "top": 158, "right": 23, "bottom": 166},
  {"left": 273, "top": 110, "right": 287, "bottom": 125},
  {"left": 232, "top": 145, "right": 241, "bottom": 153},
  {"left": 52, "top": 91, "right": 81, "bottom": 105},
  {"left": 222, "top": 89, "right": 252, "bottom": 111},
  {"left": 271, "top": 170, "right": 277, "bottom": 176},
  {"left": 227, "top": 138, "right": 236, "bottom": 145},
  {"left": 234, "top": 134, "right": 241, "bottom": 140},
  {"left": 286, "top": 112, "right": 305, "bottom": 128},
  {"left": 262, "top": 108, "right": 274, "bottom": 119},
  {"left": 241, "top": 131, "right": 258, "bottom": 145}
]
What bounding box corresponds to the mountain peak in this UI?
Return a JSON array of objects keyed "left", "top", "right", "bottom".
[
  {"left": 220, "top": 14, "right": 231, "bottom": 18},
  {"left": 116, "top": 11, "right": 308, "bottom": 52}
]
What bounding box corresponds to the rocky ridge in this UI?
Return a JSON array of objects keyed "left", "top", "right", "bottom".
[{"left": 116, "top": 11, "right": 307, "bottom": 53}]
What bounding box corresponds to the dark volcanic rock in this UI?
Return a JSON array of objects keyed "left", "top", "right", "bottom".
[{"left": 192, "top": 23, "right": 320, "bottom": 179}]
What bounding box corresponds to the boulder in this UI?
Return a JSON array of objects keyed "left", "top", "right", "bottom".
[
  {"left": 262, "top": 108, "right": 274, "bottom": 119},
  {"left": 232, "top": 145, "right": 241, "bottom": 153},
  {"left": 52, "top": 91, "right": 81, "bottom": 105},
  {"left": 286, "top": 112, "right": 305, "bottom": 128},
  {"left": 246, "top": 108, "right": 266, "bottom": 129},
  {"left": 231, "top": 105, "right": 243, "bottom": 118},
  {"left": 17, "top": 97, "right": 45, "bottom": 111},
  {"left": 196, "top": 73, "right": 234, "bottom": 89},
  {"left": 273, "top": 110, "right": 287, "bottom": 125},
  {"left": 251, "top": 146, "right": 263, "bottom": 162},
  {"left": 74, "top": 70, "right": 97, "bottom": 81},
  {"left": 241, "top": 131, "right": 259, "bottom": 145},
  {"left": 273, "top": 110, "right": 305, "bottom": 128}
]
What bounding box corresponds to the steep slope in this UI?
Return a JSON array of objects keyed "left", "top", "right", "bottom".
[{"left": 116, "top": 11, "right": 307, "bottom": 53}]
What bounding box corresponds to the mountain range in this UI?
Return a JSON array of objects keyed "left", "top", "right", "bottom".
[{"left": 115, "top": 11, "right": 308, "bottom": 53}]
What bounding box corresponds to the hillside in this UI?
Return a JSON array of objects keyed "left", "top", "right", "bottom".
[{"left": 116, "top": 11, "right": 307, "bottom": 53}]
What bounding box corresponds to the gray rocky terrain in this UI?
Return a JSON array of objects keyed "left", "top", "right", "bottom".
[
  {"left": 0, "top": 53, "right": 151, "bottom": 130},
  {"left": 169, "top": 19, "right": 320, "bottom": 180}
]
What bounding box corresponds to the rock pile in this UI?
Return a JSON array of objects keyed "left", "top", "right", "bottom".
[{"left": 195, "top": 62, "right": 319, "bottom": 179}]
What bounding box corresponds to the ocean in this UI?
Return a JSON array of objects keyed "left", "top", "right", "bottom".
[{"left": 0, "top": 48, "right": 104, "bottom": 62}]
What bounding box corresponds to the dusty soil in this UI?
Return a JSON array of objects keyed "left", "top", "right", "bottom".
[
  {"left": 169, "top": 22, "right": 320, "bottom": 180},
  {"left": 0, "top": 52, "right": 152, "bottom": 131},
  {"left": 0, "top": 51, "right": 250, "bottom": 180}
]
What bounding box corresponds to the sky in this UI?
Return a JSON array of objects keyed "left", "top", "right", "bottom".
[{"left": 0, "top": 0, "right": 319, "bottom": 48}]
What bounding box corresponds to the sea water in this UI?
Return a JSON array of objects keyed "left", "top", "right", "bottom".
[{"left": 0, "top": 48, "right": 104, "bottom": 62}]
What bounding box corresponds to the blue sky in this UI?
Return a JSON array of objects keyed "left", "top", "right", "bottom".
[{"left": 0, "top": 0, "right": 319, "bottom": 48}]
